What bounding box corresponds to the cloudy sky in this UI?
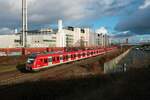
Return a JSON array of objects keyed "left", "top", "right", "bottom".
[{"left": 0, "top": 0, "right": 150, "bottom": 43}]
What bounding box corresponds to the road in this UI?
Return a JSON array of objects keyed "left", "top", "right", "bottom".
[{"left": 118, "top": 47, "right": 150, "bottom": 71}]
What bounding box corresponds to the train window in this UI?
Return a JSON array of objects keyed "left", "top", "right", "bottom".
[
  {"left": 87, "top": 52, "right": 89, "bottom": 56},
  {"left": 78, "top": 54, "right": 81, "bottom": 57},
  {"left": 57, "top": 57, "right": 59, "bottom": 61},
  {"left": 63, "top": 56, "right": 66, "bottom": 60},
  {"left": 49, "top": 58, "right": 52, "bottom": 62},
  {"left": 44, "top": 59, "right": 48, "bottom": 63},
  {"left": 83, "top": 53, "right": 85, "bottom": 56},
  {"left": 40, "top": 59, "right": 43, "bottom": 62},
  {"left": 74, "top": 54, "right": 76, "bottom": 58},
  {"left": 71, "top": 55, "right": 73, "bottom": 58},
  {"left": 52, "top": 57, "right": 55, "bottom": 62}
]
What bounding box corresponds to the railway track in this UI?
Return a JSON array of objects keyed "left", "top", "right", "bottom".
[
  {"left": 0, "top": 60, "right": 84, "bottom": 85},
  {"left": 0, "top": 52, "right": 105, "bottom": 85},
  {"left": 0, "top": 48, "right": 121, "bottom": 94},
  {"left": 0, "top": 60, "right": 86, "bottom": 93},
  {"left": 0, "top": 49, "right": 119, "bottom": 90}
]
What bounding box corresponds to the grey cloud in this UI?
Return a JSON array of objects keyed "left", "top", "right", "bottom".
[
  {"left": 115, "top": 5, "right": 150, "bottom": 35},
  {"left": 111, "top": 31, "right": 135, "bottom": 38},
  {"left": 0, "top": 0, "right": 138, "bottom": 33},
  {"left": 0, "top": 27, "right": 14, "bottom": 34}
]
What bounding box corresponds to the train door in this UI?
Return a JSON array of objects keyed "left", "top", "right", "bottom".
[
  {"left": 68, "top": 54, "right": 71, "bottom": 61},
  {"left": 63, "top": 55, "right": 66, "bottom": 62},
  {"left": 48, "top": 57, "right": 52, "bottom": 66},
  {"left": 97, "top": 50, "right": 98, "bottom": 54},
  {"left": 60, "top": 55, "right": 63, "bottom": 63},
  {"left": 66, "top": 55, "right": 69, "bottom": 61},
  {"left": 74, "top": 54, "right": 76, "bottom": 60},
  {"left": 87, "top": 52, "right": 89, "bottom": 57}
]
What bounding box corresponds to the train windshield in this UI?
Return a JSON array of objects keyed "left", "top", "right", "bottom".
[{"left": 27, "top": 54, "right": 37, "bottom": 64}]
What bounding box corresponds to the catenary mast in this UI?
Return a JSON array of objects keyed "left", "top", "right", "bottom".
[{"left": 22, "top": 0, "right": 28, "bottom": 47}]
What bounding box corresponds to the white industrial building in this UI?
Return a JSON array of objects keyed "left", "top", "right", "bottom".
[
  {"left": 0, "top": 20, "right": 110, "bottom": 48},
  {"left": 95, "top": 27, "right": 110, "bottom": 47}
]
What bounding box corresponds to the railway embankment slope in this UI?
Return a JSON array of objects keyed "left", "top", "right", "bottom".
[{"left": 0, "top": 66, "right": 150, "bottom": 100}]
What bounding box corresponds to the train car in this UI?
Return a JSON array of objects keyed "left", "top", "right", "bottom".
[{"left": 26, "top": 47, "right": 117, "bottom": 71}]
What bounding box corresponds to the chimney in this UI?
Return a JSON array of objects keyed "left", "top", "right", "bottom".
[
  {"left": 22, "top": 0, "right": 28, "bottom": 47},
  {"left": 58, "top": 19, "right": 63, "bottom": 31}
]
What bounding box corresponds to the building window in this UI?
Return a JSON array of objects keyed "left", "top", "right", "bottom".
[
  {"left": 68, "top": 26, "right": 74, "bottom": 31},
  {"left": 81, "top": 29, "right": 85, "bottom": 33},
  {"left": 52, "top": 37, "right": 56, "bottom": 39},
  {"left": 43, "top": 40, "right": 56, "bottom": 42},
  {"left": 14, "top": 40, "right": 21, "bottom": 43}
]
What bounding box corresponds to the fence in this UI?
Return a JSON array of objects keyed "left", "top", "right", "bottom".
[{"left": 0, "top": 47, "right": 65, "bottom": 56}]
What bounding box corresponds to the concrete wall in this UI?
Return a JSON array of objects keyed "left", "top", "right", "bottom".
[{"left": 104, "top": 49, "right": 131, "bottom": 73}]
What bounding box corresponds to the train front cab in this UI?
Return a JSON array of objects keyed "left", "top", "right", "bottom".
[{"left": 26, "top": 54, "right": 37, "bottom": 71}]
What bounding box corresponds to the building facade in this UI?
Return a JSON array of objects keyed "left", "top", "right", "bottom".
[
  {"left": 95, "top": 27, "right": 110, "bottom": 47},
  {"left": 0, "top": 20, "right": 110, "bottom": 48}
]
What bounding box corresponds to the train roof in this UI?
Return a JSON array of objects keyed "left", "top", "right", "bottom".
[{"left": 28, "top": 48, "right": 108, "bottom": 58}]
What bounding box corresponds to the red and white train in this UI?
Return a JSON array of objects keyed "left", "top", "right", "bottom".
[{"left": 26, "top": 47, "right": 117, "bottom": 71}]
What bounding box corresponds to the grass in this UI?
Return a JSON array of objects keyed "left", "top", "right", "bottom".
[
  {"left": 0, "top": 66, "right": 17, "bottom": 73},
  {"left": 0, "top": 56, "right": 27, "bottom": 73}
]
